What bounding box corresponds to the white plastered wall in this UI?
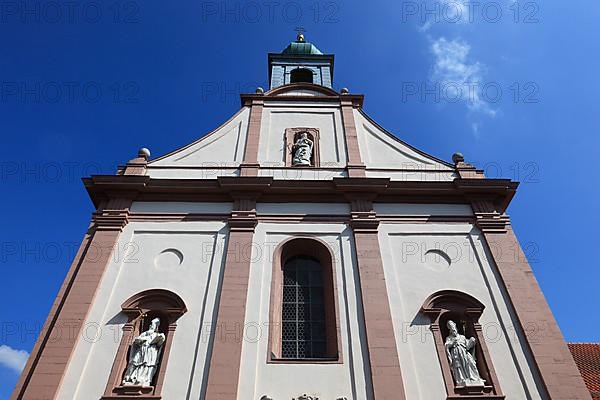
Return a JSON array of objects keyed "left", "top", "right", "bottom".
[
  {"left": 55, "top": 202, "right": 544, "bottom": 399},
  {"left": 257, "top": 101, "right": 347, "bottom": 168},
  {"left": 141, "top": 99, "right": 459, "bottom": 181},
  {"left": 354, "top": 110, "right": 457, "bottom": 182},
  {"left": 57, "top": 219, "right": 229, "bottom": 400},
  {"left": 146, "top": 107, "right": 250, "bottom": 179},
  {"left": 378, "top": 220, "right": 546, "bottom": 399}
]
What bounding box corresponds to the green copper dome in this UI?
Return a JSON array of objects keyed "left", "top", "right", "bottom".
[
  {"left": 269, "top": 34, "right": 333, "bottom": 89},
  {"left": 282, "top": 34, "right": 323, "bottom": 55}
]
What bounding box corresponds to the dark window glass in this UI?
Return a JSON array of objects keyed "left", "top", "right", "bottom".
[
  {"left": 290, "top": 68, "right": 313, "bottom": 84},
  {"left": 281, "top": 256, "right": 326, "bottom": 358}
]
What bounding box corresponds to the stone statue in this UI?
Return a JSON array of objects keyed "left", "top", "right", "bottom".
[
  {"left": 292, "top": 132, "right": 313, "bottom": 166},
  {"left": 444, "top": 320, "right": 485, "bottom": 387},
  {"left": 122, "top": 317, "right": 166, "bottom": 387}
]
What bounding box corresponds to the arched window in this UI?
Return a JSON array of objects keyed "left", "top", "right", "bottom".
[
  {"left": 421, "top": 290, "right": 503, "bottom": 399},
  {"left": 102, "top": 289, "right": 187, "bottom": 399},
  {"left": 290, "top": 68, "right": 314, "bottom": 84},
  {"left": 269, "top": 237, "right": 341, "bottom": 363}
]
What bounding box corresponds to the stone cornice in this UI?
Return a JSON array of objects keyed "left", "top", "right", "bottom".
[
  {"left": 333, "top": 177, "right": 390, "bottom": 194},
  {"left": 241, "top": 93, "right": 364, "bottom": 108},
  {"left": 240, "top": 82, "right": 364, "bottom": 108},
  {"left": 83, "top": 175, "right": 518, "bottom": 214},
  {"left": 217, "top": 176, "right": 273, "bottom": 193}
]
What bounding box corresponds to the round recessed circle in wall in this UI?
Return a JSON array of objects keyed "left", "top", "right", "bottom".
[
  {"left": 155, "top": 248, "right": 184, "bottom": 269},
  {"left": 424, "top": 249, "right": 452, "bottom": 271}
]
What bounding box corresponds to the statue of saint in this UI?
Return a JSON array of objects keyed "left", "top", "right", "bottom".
[
  {"left": 444, "top": 320, "right": 485, "bottom": 387},
  {"left": 122, "top": 317, "right": 166, "bottom": 387},
  {"left": 292, "top": 132, "right": 313, "bottom": 166}
]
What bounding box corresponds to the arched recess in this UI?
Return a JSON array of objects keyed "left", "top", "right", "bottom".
[
  {"left": 421, "top": 290, "right": 504, "bottom": 399},
  {"left": 102, "top": 289, "right": 187, "bottom": 399},
  {"left": 290, "top": 68, "right": 314, "bottom": 84},
  {"left": 268, "top": 237, "right": 341, "bottom": 363}
]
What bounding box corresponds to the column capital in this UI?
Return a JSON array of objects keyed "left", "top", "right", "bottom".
[
  {"left": 475, "top": 213, "right": 511, "bottom": 233},
  {"left": 350, "top": 214, "right": 379, "bottom": 233},
  {"left": 470, "top": 198, "right": 510, "bottom": 233},
  {"left": 228, "top": 216, "right": 257, "bottom": 232},
  {"left": 92, "top": 209, "right": 129, "bottom": 231}
]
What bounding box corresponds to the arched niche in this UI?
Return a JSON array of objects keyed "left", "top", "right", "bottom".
[
  {"left": 102, "top": 289, "right": 187, "bottom": 399},
  {"left": 421, "top": 290, "right": 504, "bottom": 399}
]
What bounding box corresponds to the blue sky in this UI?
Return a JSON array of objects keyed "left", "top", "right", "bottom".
[{"left": 1, "top": 0, "right": 599, "bottom": 397}]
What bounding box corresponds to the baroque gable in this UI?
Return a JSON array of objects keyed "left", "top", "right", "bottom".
[{"left": 142, "top": 83, "right": 455, "bottom": 181}]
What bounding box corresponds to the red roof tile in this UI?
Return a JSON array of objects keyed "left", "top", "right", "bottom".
[{"left": 568, "top": 343, "right": 600, "bottom": 399}]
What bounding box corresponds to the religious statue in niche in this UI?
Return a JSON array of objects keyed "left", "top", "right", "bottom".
[
  {"left": 292, "top": 132, "right": 314, "bottom": 166},
  {"left": 122, "top": 317, "right": 166, "bottom": 387},
  {"left": 444, "top": 320, "right": 485, "bottom": 387}
]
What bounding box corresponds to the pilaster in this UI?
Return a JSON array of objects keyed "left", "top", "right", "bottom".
[
  {"left": 340, "top": 97, "right": 366, "bottom": 178},
  {"left": 204, "top": 190, "right": 259, "bottom": 400},
  {"left": 240, "top": 97, "right": 264, "bottom": 177},
  {"left": 474, "top": 201, "right": 589, "bottom": 399},
  {"left": 347, "top": 195, "right": 407, "bottom": 400},
  {"left": 12, "top": 198, "right": 132, "bottom": 400}
]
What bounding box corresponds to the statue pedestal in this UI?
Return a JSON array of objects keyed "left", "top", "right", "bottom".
[
  {"left": 449, "top": 384, "right": 505, "bottom": 399},
  {"left": 100, "top": 385, "right": 161, "bottom": 399},
  {"left": 114, "top": 385, "right": 154, "bottom": 395},
  {"left": 456, "top": 384, "right": 485, "bottom": 394}
]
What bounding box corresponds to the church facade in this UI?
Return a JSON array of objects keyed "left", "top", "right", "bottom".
[{"left": 12, "top": 36, "right": 590, "bottom": 400}]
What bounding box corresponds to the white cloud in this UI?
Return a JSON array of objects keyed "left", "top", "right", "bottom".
[
  {"left": 0, "top": 345, "right": 29, "bottom": 373},
  {"left": 430, "top": 37, "right": 496, "bottom": 117},
  {"left": 419, "top": 19, "right": 434, "bottom": 33},
  {"left": 414, "top": 2, "right": 511, "bottom": 135}
]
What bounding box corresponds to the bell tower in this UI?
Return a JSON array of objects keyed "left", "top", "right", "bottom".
[{"left": 268, "top": 33, "right": 334, "bottom": 89}]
